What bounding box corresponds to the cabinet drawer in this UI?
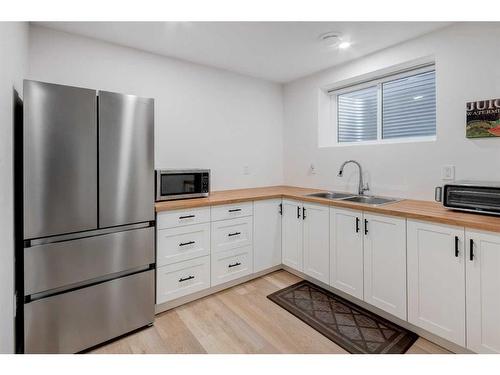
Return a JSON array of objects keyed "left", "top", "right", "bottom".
[
  {"left": 211, "top": 202, "right": 253, "bottom": 222},
  {"left": 157, "top": 207, "right": 211, "bottom": 229},
  {"left": 156, "top": 256, "right": 210, "bottom": 304},
  {"left": 211, "top": 246, "right": 253, "bottom": 286},
  {"left": 211, "top": 216, "right": 253, "bottom": 253},
  {"left": 25, "top": 270, "right": 154, "bottom": 353},
  {"left": 157, "top": 223, "right": 210, "bottom": 266}
]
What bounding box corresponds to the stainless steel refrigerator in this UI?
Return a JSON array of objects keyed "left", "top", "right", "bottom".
[{"left": 20, "top": 80, "right": 155, "bottom": 353}]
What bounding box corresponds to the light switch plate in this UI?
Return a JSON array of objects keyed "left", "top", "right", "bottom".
[{"left": 442, "top": 165, "right": 455, "bottom": 180}]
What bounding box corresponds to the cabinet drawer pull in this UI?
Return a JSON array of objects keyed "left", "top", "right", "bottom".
[
  {"left": 302, "top": 207, "right": 306, "bottom": 220},
  {"left": 455, "top": 236, "right": 459, "bottom": 257},
  {"left": 228, "top": 262, "right": 241, "bottom": 268},
  {"left": 470, "top": 239, "right": 475, "bottom": 261},
  {"left": 228, "top": 232, "right": 241, "bottom": 237},
  {"left": 228, "top": 208, "right": 242, "bottom": 213},
  {"left": 179, "top": 214, "right": 195, "bottom": 220},
  {"left": 297, "top": 206, "right": 301, "bottom": 219},
  {"left": 179, "top": 275, "right": 195, "bottom": 283},
  {"left": 179, "top": 241, "right": 195, "bottom": 247},
  {"left": 279, "top": 203, "right": 283, "bottom": 215},
  {"left": 364, "top": 219, "right": 368, "bottom": 235},
  {"left": 355, "top": 217, "right": 360, "bottom": 233}
]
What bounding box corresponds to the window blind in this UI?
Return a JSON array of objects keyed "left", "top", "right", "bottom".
[
  {"left": 382, "top": 70, "right": 436, "bottom": 139},
  {"left": 337, "top": 86, "right": 378, "bottom": 143}
]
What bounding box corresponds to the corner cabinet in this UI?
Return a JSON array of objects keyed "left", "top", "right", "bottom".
[
  {"left": 466, "top": 229, "right": 500, "bottom": 353},
  {"left": 253, "top": 199, "right": 282, "bottom": 273},
  {"left": 407, "top": 220, "right": 466, "bottom": 347},
  {"left": 281, "top": 199, "right": 304, "bottom": 271}
]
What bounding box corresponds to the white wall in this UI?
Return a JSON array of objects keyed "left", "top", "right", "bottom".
[
  {"left": 283, "top": 22, "right": 500, "bottom": 200},
  {"left": 27, "top": 25, "right": 284, "bottom": 191},
  {"left": 0, "top": 22, "right": 28, "bottom": 354}
]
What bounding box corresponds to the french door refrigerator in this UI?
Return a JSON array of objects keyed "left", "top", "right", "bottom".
[{"left": 20, "top": 80, "right": 155, "bottom": 353}]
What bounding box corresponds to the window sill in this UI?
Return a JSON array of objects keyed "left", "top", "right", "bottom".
[{"left": 322, "top": 135, "right": 437, "bottom": 148}]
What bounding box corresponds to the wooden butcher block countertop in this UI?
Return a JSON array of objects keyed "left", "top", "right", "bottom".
[{"left": 155, "top": 185, "right": 500, "bottom": 233}]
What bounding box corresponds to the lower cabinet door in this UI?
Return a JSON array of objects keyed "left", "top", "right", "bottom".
[
  {"left": 211, "top": 246, "right": 253, "bottom": 286},
  {"left": 253, "top": 199, "right": 282, "bottom": 273},
  {"left": 302, "top": 202, "right": 329, "bottom": 284},
  {"left": 330, "top": 208, "right": 364, "bottom": 299},
  {"left": 466, "top": 229, "right": 500, "bottom": 353},
  {"left": 407, "top": 220, "right": 466, "bottom": 346},
  {"left": 363, "top": 213, "right": 407, "bottom": 320},
  {"left": 281, "top": 199, "right": 303, "bottom": 271},
  {"left": 156, "top": 256, "right": 210, "bottom": 304}
]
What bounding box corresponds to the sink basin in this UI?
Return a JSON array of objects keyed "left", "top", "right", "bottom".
[
  {"left": 306, "top": 192, "right": 356, "bottom": 200},
  {"left": 340, "top": 195, "right": 400, "bottom": 206}
]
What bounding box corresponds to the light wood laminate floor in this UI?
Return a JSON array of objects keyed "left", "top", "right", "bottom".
[{"left": 91, "top": 270, "right": 451, "bottom": 354}]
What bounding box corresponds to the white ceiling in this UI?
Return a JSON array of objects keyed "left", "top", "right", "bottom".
[{"left": 35, "top": 22, "right": 451, "bottom": 83}]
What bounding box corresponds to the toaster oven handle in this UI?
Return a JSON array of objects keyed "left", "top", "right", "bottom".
[{"left": 434, "top": 186, "right": 443, "bottom": 202}]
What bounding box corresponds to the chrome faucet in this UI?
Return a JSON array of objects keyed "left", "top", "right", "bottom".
[{"left": 338, "top": 160, "right": 369, "bottom": 195}]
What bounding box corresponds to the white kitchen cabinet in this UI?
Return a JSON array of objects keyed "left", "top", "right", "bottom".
[
  {"left": 156, "top": 256, "right": 211, "bottom": 304},
  {"left": 281, "top": 199, "right": 303, "bottom": 271},
  {"left": 253, "top": 199, "right": 282, "bottom": 273},
  {"left": 466, "top": 229, "right": 500, "bottom": 353},
  {"left": 407, "top": 220, "right": 466, "bottom": 346},
  {"left": 211, "top": 216, "right": 253, "bottom": 254},
  {"left": 157, "top": 223, "right": 210, "bottom": 266},
  {"left": 303, "top": 202, "right": 329, "bottom": 284},
  {"left": 363, "top": 213, "right": 407, "bottom": 320},
  {"left": 211, "top": 246, "right": 253, "bottom": 286},
  {"left": 330, "top": 207, "right": 364, "bottom": 299}
]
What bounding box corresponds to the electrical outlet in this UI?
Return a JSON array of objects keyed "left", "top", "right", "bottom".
[
  {"left": 243, "top": 166, "right": 250, "bottom": 175},
  {"left": 442, "top": 165, "right": 455, "bottom": 180},
  {"left": 309, "top": 163, "right": 316, "bottom": 175}
]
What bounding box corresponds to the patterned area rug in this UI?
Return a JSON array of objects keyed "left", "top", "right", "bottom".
[{"left": 268, "top": 280, "right": 418, "bottom": 354}]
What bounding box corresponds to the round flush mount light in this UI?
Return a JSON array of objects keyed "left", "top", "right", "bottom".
[
  {"left": 318, "top": 32, "right": 351, "bottom": 49},
  {"left": 318, "top": 32, "right": 342, "bottom": 47}
]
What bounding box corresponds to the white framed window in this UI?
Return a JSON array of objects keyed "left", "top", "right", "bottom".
[{"left": 330, "top": 64, "right": 436, "bottom": 145}]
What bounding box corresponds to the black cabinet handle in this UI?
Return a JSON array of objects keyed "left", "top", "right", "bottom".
[
  {"left": 470, "top": 239, "right": 474, "bottom": 261},
  {"left": 279, "top": 203, "right": 283, "bottom": 215},
  {"left": 297, "top": 206, "right": 301, "bottom": 219},
  {"left": 179, "top": 241, "right": 195, "bottom": 247},
  {"left": 179, "top": 214, "right": 195, "bottom": 219},
  {"left": 179, "top": 275, "right": 195, "bottom": 282},
  {"left": 228, "top": 262, "right": 241, "bottom": 268},
  {"left": 455, "top": 236, "right": 459, "bottom": 257},
  {"left": 302, "top": 207, "right": 306, "bottom": 220},
  {"left": 355, "top": 217, "right": 360, "bottom": 233},
  {"left": 228, "top": 232, "right": 241, "bottom": 237},
  {"left": 228, "top": 208, "right": 242, "bottom": 212},
  {"left": 364, "top": 219, "right": 368, "bottom": 235}
]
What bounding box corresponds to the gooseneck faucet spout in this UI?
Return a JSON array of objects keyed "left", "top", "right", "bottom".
[{"left": 338, "top": 160, "right": 369, "bottom": 195}]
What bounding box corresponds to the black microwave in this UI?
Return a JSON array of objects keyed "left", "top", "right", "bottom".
[{"left": 156, "top": 169, "right": 210, "bottom": 201}]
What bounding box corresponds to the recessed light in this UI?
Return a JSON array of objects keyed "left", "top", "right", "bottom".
[{"left": 338, "top": 41, "right": 351, "bottom": 49}]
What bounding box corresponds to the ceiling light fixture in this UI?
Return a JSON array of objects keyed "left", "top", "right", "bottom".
[{"left": 318, "top": 31, "right": 342, "bottom": 48}]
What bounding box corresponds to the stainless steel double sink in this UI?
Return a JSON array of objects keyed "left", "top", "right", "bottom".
[{"left": 305, "top": 191, "right": 401, "bottom": 206}]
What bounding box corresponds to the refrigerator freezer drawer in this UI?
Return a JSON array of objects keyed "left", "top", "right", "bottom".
[
  {"left": 24, "top": 227, "right": 154, "bottom": 296},
  {"left": 24, "top": 270, "right": 154, "bottom": 353}
]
